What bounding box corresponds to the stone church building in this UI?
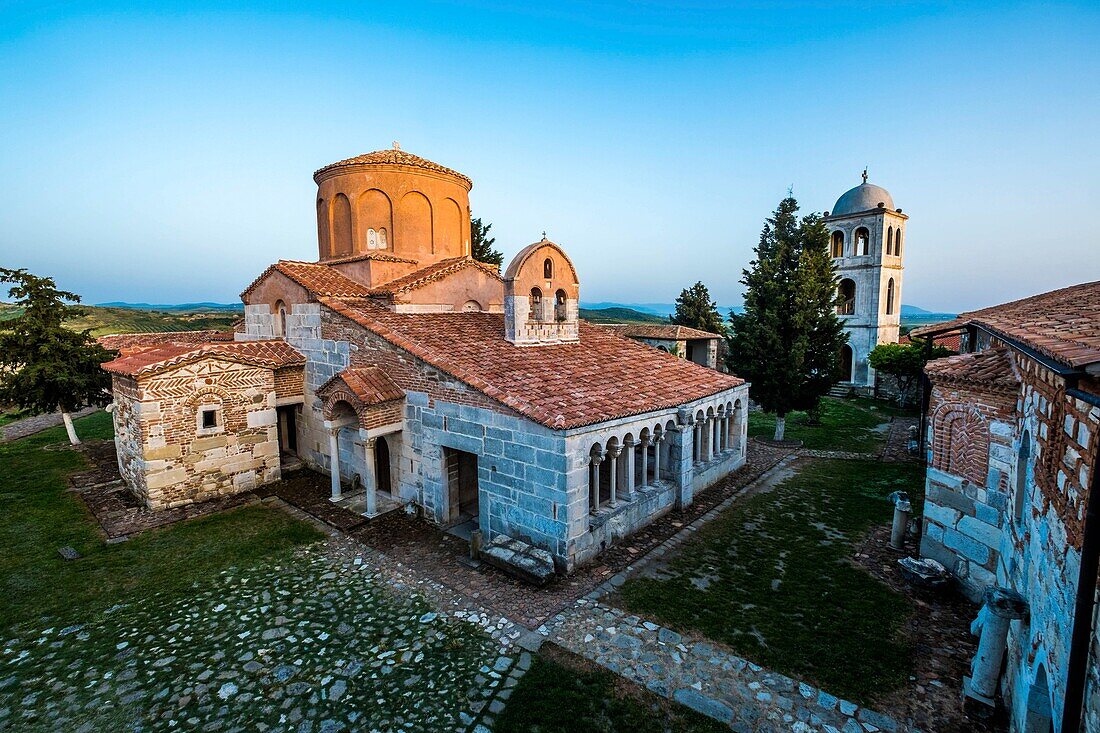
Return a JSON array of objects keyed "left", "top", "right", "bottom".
[
  {"left": 914, "top": 281, "right": 1100, "bottom": 733},
  {"left": 102, "top": 147, "right": 750, "bottom": 571},
  {"left": 824, "top": 172, "right": 906, "bottom": 391}
]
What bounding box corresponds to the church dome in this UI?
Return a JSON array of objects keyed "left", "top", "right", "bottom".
[
  {"left": 831, "top": 181, "right": 894, "bottom": 216},
  {"left": 313, "top": 146, "right": 472, "bottom": 189}
]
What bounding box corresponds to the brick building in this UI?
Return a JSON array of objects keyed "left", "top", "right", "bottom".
[
  {"left": 103, "top": 146, "right": 750, "bottom": 572},
  {"left": 915, "top": 280, "right": 1100, "bottom": 732}
]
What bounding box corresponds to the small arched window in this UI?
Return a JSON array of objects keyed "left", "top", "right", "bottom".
[
  {"left": 367, "top": 228, "right": 378, "bottom": 250},
  {"left": 837, "top": 279, "right": 856, "bottom": 315},
  {"left": 831, "top": 231, "right": 844, "bottom": 258},
  {"left": 378, "top": 228, "right": 388, "bottom": 249},
  {"left": 887, "top": 227, "right": 894, "bottom": 256},
  {"left": 530, "top": 287, "right": 543, "bottom": 321},
  {"left": 543, "top": 258, "right": 553, "bottom": 279},
  {"left": 1015, "top": 431, "right": 1031, "bottom": 523},
  {"left": 885, "top": 278, "right": 895, "bottom": 315},
  {"left": 895, "top": 228, "right": 902, "bottom": 256},
  {"left": 855, "top": 227, "right": 870, "bottom": 256},
  {"left": 554, "top": 289, "right": 568, "bottom": 321},
  {"left": 274, "top": 300, "right": 288, "bottom": 337}
]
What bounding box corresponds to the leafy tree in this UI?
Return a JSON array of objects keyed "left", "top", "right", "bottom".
[
  {"left": 670, "top": 281, "right": 726, "bottom": 335},
  {"left": 471, "top": 212, "right": 504, "bottom": 268},
  {"left": 869, "top": 338, "right": 954, "bottom": 406},
  {"left": 0, "top": 268, "right": 116, "bottom": 444},
  {"left": 726, "top": 196, "right": 848, "bottom": 440}
]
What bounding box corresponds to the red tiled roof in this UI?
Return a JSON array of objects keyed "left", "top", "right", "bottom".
[
  {"left": 102, "top": 340, "right": 304, "bottom": 378},
  {"left": 924, "top": 348, "right": 1020, "bottom": 394},
  {"left": 319, "top": 367, "right": 405, "bottom": 406},
  {"left": 313, "top": 148, "right": 472, "bottom": 188},
  {"left": 98, "top": 330, "right": 236, "bottom": 354},
  {"left": 324, "top": 251, "right": 419, "bottom": 265},
  {"left": 605, "top": 324, "right": 722, "bottom": 341},
  {"left": 241, "top": 260, "right": 374, "bottom": 300},
  {"left": 369, "top": 257, "right": 503, "bottom": 296},
  {"left": 912, "top": 280, "right": 1100, "bottom": 368},
  {"left": 318, "top": 297, "right": 745, "bottom": 429},
  {"left": 899, "top": 332, "right": 962, "bottom": 352}
]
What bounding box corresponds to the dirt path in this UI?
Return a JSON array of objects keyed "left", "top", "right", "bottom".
[{"left": 0, "top": 406, "right": 100, "bottom": 442}]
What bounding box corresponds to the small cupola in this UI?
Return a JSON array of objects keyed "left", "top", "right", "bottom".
[{"left": 503, "top": 236, "right": 580, "bottom": 346}]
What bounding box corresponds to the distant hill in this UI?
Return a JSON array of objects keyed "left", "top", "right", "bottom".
[
  {"left": 0, "top": 302, "right": 239, "bottom": 338},
  {"left": 579, "top": 307, "right": 667, "bottom": 324},
  {"left": 96, "top": 301, "right": 243, "bottom": 313}
]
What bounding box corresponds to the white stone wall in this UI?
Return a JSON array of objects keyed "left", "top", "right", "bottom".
[{"left": 504, "top": 294, "right": 579, "bottom": 345}]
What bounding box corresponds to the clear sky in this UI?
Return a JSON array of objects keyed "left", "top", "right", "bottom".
[{"left": 1, "top": 1, "right": 1097, "bottom": 312}]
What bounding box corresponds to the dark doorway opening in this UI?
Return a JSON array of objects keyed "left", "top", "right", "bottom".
[
  {"left": 276, "top": 406, "right": 297, "bottom": 454},
  {"left": 444, "top": 448, "right": 480, "bottom": 525},
  {"left": 375, "top": 436, "right": 392, "bottom": 495},
  {"left": 839, "top": 344, "right": 854, "bottom": 383}
]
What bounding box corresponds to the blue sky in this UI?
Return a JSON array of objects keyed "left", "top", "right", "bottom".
[{"left": 0, "top": 1, "right": 1097, "bottom": 312}]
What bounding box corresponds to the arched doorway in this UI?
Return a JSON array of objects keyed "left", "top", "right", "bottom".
[
  {"left": 1023, "top": 664, "right": 1053, "bottom": 732},
  {"left": 375, "top": 436, "right": 391, "bottom": 495},
  {"left": 839, "top": 344, "right": 854, "bottom": 382}
]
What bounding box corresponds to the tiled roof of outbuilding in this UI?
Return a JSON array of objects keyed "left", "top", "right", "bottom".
[
  {"left": 102, "top": 340, "right": 304, "bottom": 378},
  {"left": 605, "top": 324, "right": 722, "bottom": 341},
  {"left": 98, "top": 330, "right": 236, "bottom": 354},
  {"left": 313, "top": 148, "right": 472, "bottom": 188},
  {"left": 319, "top": 367, "right": 405, "bottom": 406},
  {"left": 924, "top": 348, "right": 1020, "bottom": 393},
  {"left": 240, "top": 260, "right": 374, "bottom": 300},
  {"left": 899, "top": 332, "right": 962, "bottom": 352},
  {"left": 912, "top": 280, "right": 1100, "bottom": 368},
  {"left": 318, "top": 297, "right": 745, "bottom": 430},
  {"left": 369, "top": 257, "right": 502, "bottom": 296}
]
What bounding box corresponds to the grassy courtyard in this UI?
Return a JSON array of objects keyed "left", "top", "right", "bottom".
[
  {"left": 747, "top": 396, "right": 895, "bottom": 452},
  {"left": 617, "top": 458, "right": 923, "bottom": 704},
  {"left": 497, "top": 645, "right": 728, "bottom": 733}
]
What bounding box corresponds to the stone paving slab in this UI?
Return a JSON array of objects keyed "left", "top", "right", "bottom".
[
  {"left": 0, "top": 406, "right": 99, "bottom": 442},
  {"left": 0, "top": 538, "right": 523, "bottom": 733},
  {"left": 546, "top": 599, "right": 915, "bottom": 733}
]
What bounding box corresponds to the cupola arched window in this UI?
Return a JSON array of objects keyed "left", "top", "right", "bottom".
[
  {"left": 543, "top": 258, "right": 553, "bottom": 279},
  {"left": 831, "top": 231, "right": 844, "bottom": 258},
  {"left": 554, "top": 289, "right": 568, "bottom": 321},
  {"left": 530, "top": 287, "right": 543, "bottom": 321},
  {"left": 274, "top": 300, "right": 288, "bottom": 337},
  {"left": 854, "top": 227, "right": 870, "bottom": 256},
  {"left": 887, "top": 227, "right": 894, "bottom": 256},
  {"left": 837, "top": 279, "right": 856, "bottom": 315},
  {"left": 895, "top": 229, "right": 902, "bottom": 257},
  {"left": 885, "top": 278, "right": 895, "bottom": 315}
]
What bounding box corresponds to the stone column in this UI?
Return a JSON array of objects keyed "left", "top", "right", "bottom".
[
  {"left": 964, "top": 587, "right": 1028, "bottom": 709},
  {"left": 624, "top": 437, "right": 636, "bottom": 500},
  {"left": 589, "top": 451, "right": 603, "bottom": 515},
  {"left": 327, "top": 428, "right": 342, "bottom": 502},
  {"left": 703, "top": 417, "right": 712, "bottom": 462},
  {"left": 607, "top": 445, "right": 621, "bottom": 508},
  {"left": 364, "top": 437, "right": 378, "bottom": 517},
  {"left": 652, "top": 433, "right": 662, "bottom": 484},
  {"left": 639, "top": 435, "right": 650, "bottom": 489},
  {"left": 692, "top": 421, "right": 701, "bottom": 463}
]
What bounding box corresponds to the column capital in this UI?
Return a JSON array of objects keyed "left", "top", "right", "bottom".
[
  {"left": 606, "top": 445, "right": 622, "bottom": 459},
  {"left": 590, "top": 452, "right": 604, "bottom": 465},
  {"left": 623, "top": 436, "right": 636, "bottom": 448},
  {"left": 639, "top": 434, "right": 651, "bottom": 447}
]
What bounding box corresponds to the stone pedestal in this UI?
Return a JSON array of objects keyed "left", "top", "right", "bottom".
[{"left": 964, "top": 586, "right": 1027, "bottom": 713}]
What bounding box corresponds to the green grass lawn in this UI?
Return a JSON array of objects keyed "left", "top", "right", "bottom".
[
  {"left": 617, "top": 458, "right": 923, "bottom": 705},
  {"left": 0, "top": 410, "right": 20, "bottom": 428},
  {"left": 748, "top": 397, "right": 891, "bottom": 452},
  {"left": 0, "top": 411, "right": 324, "bottom": 630},
  {"left": 496, "top": 645, "right": 729, "bottom": 733}
]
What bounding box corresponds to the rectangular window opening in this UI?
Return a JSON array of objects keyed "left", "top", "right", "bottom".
[{"left": 201, "top": 409, "right": 218, "bottom": 429}]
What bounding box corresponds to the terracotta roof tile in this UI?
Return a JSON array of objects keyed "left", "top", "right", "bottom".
[
  {"left": 899, "top": 332, "right": 962, "bottom": 352},
  {"left": 924, "top": 348, "right": 1020, "bottom": 393},
  {"left": 323, "top": 251, "right": 419, "bottom": 265},
  {"left": 605, "top": 324, "right": 722, "bottom": 341},
  {"left": 319, "top": 367, "right": 405, "bottom": 406},
  {"left": 241, "top": 260, "right": 374, "bottom": 300},
  {"left": 313, "top": 148, "right": 472, "bottom": 188},
  {"left": 98, "top": 330, "right": 236, "bottom": 355},
  {"left": 912, "top": 280, "right": 1100, "bottom": 368},
  {"left": 103, "top": 340, "right": 304, "bottom": 378},
  {"left": 319, "top": 297, "right": 744, "bottom": 430},
  {"left": 368, "top": 257, "right": 503, "bottom": 296}
]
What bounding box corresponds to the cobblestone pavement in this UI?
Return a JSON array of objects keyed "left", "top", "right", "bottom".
[
  {"left": 0, "top": 537, "right": 525, "bottom": 733},
  {"left": 0, "top": 406, "right": 98, "bottom": 442},
  {"left": 545, "top": 598, "right": 912, "bottom": 733}
]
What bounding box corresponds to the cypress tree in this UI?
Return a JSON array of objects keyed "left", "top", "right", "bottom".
[
  {"left": 670, "top": 281, "right": 726, "bottom": 335},
  {"left": 727, "top": 197, "right": 847, "bottom": 440},
  {"left": 470, "top": 212, "right": 504, "bottom": 268}
]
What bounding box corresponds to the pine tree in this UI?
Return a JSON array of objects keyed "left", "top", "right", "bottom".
[
  {"left": 470, "top": 213, "right": 504, "bottom": 268},
  {"left": 727, "top": 197, "right": 847, "bottom": 440},
  {"left": 0, "top": 268, "right": 116, "bottom": 445},
  {"left": 670, "top": 281, "right": 726, "bottom": 335}
]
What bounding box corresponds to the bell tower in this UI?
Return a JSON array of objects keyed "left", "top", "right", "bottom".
[
  {"left": 824, "top": 171, "right": 907, "bottom": 389},
  {"left": 502, "top": 237, "right": 580, "bottom": 346}
]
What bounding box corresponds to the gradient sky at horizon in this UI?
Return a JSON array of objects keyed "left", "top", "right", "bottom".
[{"left": 1, "top": 1, "right": 1097, "bottom": 312}]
